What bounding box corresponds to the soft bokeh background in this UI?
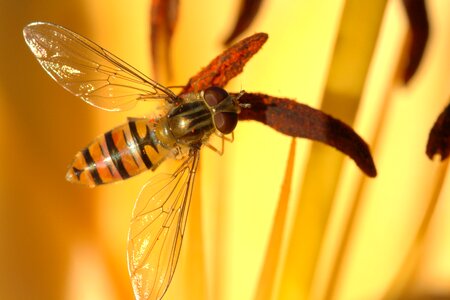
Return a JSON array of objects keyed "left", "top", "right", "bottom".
[{"left": 1, "top": 0, "right": 449, "bottom": 299}]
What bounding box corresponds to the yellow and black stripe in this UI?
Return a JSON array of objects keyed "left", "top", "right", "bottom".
[{"left": 66, "top": 119, "right": 169, "bottom": 187}]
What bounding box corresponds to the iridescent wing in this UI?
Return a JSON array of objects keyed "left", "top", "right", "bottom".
[
  {"left": 127, "top": 150, "right": 200, "bottom": 300},
  {"left": 23, "top": 22, "right": 178, "bottom": 111}
]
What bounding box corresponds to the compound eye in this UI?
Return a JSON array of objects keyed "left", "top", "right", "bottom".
[
  {"left": 214, "top": 112, "right": 238, "bottom": 134},
  {"left": 204, "top": 86, "right": 229, "bottom": 107}
]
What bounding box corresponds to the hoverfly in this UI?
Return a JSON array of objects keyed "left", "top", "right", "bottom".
[{"left": 23, "top": 22, "right": 246, "bottom": 300}]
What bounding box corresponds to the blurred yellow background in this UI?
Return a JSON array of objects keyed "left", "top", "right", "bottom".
[{"left": 1, "top": 0, "right": 449, "bottom": 299}]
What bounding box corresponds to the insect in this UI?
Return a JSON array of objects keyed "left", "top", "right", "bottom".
[{"left": 23, "top": 22, "right": 246, "bottom": 300}]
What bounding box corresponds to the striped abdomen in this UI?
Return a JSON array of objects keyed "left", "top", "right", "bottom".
[{"left": 66, "top": 119, "right": 169, "bottom": 187}]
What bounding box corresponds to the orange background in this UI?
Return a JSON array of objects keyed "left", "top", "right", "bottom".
[{"left": 1, "top": 0, "right": 449, "bottom": 299}]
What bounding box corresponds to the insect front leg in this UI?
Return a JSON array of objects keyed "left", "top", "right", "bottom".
[{"left": 204, "top": 136, "right": 225, "bottom": 156}]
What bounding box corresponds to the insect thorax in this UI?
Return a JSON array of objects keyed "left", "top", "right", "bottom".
[{"left": 155, "top": 97, "right": 215, "bottom": 149}]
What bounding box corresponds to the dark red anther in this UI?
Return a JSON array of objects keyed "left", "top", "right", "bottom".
[
  {"left": 402, "top": 0, "right": 429, "bottom": 84},
  {"left": 224, "top": 0, "right": 264, "bottom": 45},
  {"left": 181, "top": 32, "right": 268, "bottom": 94},
  {"left": 150, "top": 0, "right": 179, "bottom": 80},
  {"left": 237, "top": 93, "right": 377, "bottom": 177},
  {"left": 180, "top": 32, "right": 376, "bottom": 177},
  {"left": 426, "top": 102, "right": 450, "bottom": 161}
]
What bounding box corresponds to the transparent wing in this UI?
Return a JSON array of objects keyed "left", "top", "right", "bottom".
[
  {"left": 127, "top": 150, "right": 200, "bottom": 300},
  {"left": 23, "top": 22, "right": 177, "bottom": 111}
]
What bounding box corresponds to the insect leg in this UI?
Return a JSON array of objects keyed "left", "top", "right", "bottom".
[
  {"left": 204, "top": 137, "right": 224, "bottom": 156},
  {"left": 214, "top": 131, "right": 234, "bottom": 143}
]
